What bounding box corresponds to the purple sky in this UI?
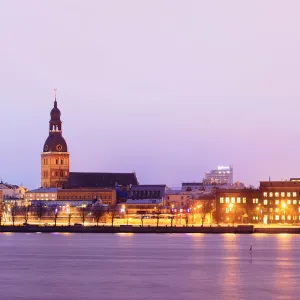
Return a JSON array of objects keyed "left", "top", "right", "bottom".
[{"left": 1, "top": 1, "right": 300, "bottom": 189}]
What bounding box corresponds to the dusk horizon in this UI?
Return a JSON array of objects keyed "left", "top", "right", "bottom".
[{"left": 1, "top": 1, "right": 300, "bottom": 189}]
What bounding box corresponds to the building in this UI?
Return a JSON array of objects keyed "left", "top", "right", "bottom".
[
  {"left": 204, "top": 165, "right": 233, "bottom": 185},
  {"left": 181, "top": 182, "right": 204, "bottom": 192},
  {"left": 216, "top": 188, "right": 260, "bottom": 224},
  {"left": 41, "top": 96, "right": 69, "bottom": 188},
  {"left": 124, "top": 185, "right": 167, "bottom": 214},
  {"left": 25, "top": 187, "right": 116, "bottom": 207},
  {"left": 40, "top": 96, "right": 138, "bottom": 204},
  {"left": 0, "top": 182, "right": 27, "bottom": 199},
  {"left": 260, "top": 179, "right": 300, "bottom": 224}
]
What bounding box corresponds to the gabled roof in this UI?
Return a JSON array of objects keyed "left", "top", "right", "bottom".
[
  {"left": 68, "top": 172, "right": 138, "bottom": 188},
  {"left": 27, "top": 188, "right": 58, "bottom": 193}
]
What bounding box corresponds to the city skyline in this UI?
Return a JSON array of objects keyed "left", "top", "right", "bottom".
[{"left": 1, "top": 1, "right": 300, "bottom": 188}]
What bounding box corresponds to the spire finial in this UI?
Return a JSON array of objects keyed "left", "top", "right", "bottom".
[{"left": 54, "top": 88, "right": 57, "bottom": 107}]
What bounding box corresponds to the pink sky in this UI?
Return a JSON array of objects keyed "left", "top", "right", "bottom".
[{"left": 0, "top": 1, "right": 300, "bottom": 188}]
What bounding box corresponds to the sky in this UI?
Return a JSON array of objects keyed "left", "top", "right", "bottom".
[{"left": 0, "top": 1, "right": 300, "bottom": 189}]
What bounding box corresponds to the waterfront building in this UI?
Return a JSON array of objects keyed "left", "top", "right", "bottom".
[
  {"left": 204, "top": 165, "right": 233, "bottom": 185},
  {"left": 123, "top": 185, "right": 166, "bottom": 214},
  {"left": 39, "top": 94, "right": 138, "bottom": 204},
  {"left": 260, "top": 179, "right": 300, "bottom": 224},
  {"left": 41, "top": 97, "right": 69, "bottom": 188},
  {"left": 25, "top": 187, "right": 116, "bottom": 207},
  {"left": 0, "top": 182, "right": 27, "bottom": 199},
  {"left": 216, "top": 188, "right": 260, "bottom": 224}
]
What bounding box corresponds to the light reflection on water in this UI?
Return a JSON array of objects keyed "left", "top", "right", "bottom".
[{"left": 0, "top": 233, "right": 300, "bottom": 300}]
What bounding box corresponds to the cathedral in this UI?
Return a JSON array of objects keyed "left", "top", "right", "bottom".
[{"left": 41, "top": 95, "right": 138, "bottom": 191}]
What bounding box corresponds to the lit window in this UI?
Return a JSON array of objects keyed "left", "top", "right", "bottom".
[
  {"left": 231, "top": 197, "right": 235, "bottom": 203},
  {"left": 275, "top": 208, "right": 279, "bottom": 212},
  {"left": 275, "top": 215, "right": 279, "bottom": 220},
  {"left": 263, "top": 200, "right": 268, "bottom": 205},
  {"left": 252, "top": 216, "right": 256, "bottom": 220},
  {"left": 243, "top": 197, "right": 246, "bottom": 203},
  {"left": 281, "top": 192, "right": 285, "bottom": 197},
  {"left": 220, "top": 197, "right": 224, "bottom": 203},
  {"left": 275, "top": 200, "right": 279, "bottom": 205},
  {"left": 225, "top": 197, "right": 229, "bottom": 203},
  {"left": 293, "top": 192, "right": 297, "bottom": 197},
  {"left": 253, "top": 198, "right": 258, "bottom": 204},
  {"left": 41, "top": 194, "right": 44, "bottom": 197},
  {"left": 275, "top": 192, "right": 279, "bottom": 197},
  {"left": 237, "top": 197, "right": 241, "bottom": 203},
  {"left": 269, "top": 208, "right": 273, "bottom": 212},
  {"left": 298, "top": 207, "right": 300, "bottom": 213},
  {"left": 287, "top": 192, "right": 291, "bottom": 197},
  {"left": 263, "top": 192, "right": 267, "bottom": 197},
  {"left": 225, "top": 208, "right": 229, "bottom": 213},
  {"left": 253, "top": 199, "right": 256, "bottom": 204},
  {"left": 287, "top": 200, "right": 291, "bottom": 205},
  {"left": 293, "top": 200, "right": 297, "bottom": 204},
  {"left": 269, "top": 192, "right": 273, "bottom": 197},
  {"left": 287, "top": 215, "right": 291, "bottom": 220}
]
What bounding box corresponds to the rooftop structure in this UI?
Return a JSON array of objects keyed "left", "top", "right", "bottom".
[{"left": 204, "top": 165, "right": 233, "bottom": 185}]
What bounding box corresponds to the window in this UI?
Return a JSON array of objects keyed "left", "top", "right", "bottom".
[
  {"left": 275, "top": 215, "right": 279, "bottom": 221},
  {"left": 263, "top": 192, "right": 267, "bottom": 197},
  {"left": 237, "top": 197, "right": 241, "bottom": 203},
  {"left": 287, "top": 200, "right": 291, "bottom": 205},
  {"left": 220, "top": 197, "right": 224, "bottom": 203},
  {"left": 275, "top": 200, "right": 279, "bottom": 205},
  {"left": 298, "top": 207, "right": 300, "bottom": 213},
  {"left": 281, "top": 192, "right": 285, "bottom": 197},
  {"left": 275, "top": 192, "right": 279, "bottom": 197},
  {"left": 293, "top": 192, "right": 297, "bottom": 197},
  {"left": 275, "top": 208, "right": 279, "bottom": 212},
  {"left": 225, "top": 208, "right": 229, "bottom": 213},
  {"left": 282, "top": 215, "right": 285, "bottom": 220},
  {"left": 263, "top": 200, "right": 268, "bottom": 205},
  {"left": 269, "top": 208, "right": 273, "bottom": 212},
  {"left": 269, "top": 192, "right": 273, "bottom": 197},
  {"left": 293, "top": 200, "right": 297, "bottom": 205},
  {"left": 61, "top": 159, "right": 64, "bottom": 165},
  {"left": 225, "top": 197, "right": 229, "bottom": 203},
  {"left": 287, "top": 215, "right": 291, "bottom": 221},
  {"left": 287, "top": 192, "right": 291, "bottom": 197},
  {"left": 56, "top": 159, "right": 59, "bottom": 165},
  {"left": 231, "top": 197, "right": 235, "bottom": 203},
  {"left": 243, "top": 197, "right": 246, "bottom": 203},
  {"left": 253, "top": 198, "right": 258, "bottom": 204},
  {"left": 281, "top": 200, "right": 285, "bottom": 205}
]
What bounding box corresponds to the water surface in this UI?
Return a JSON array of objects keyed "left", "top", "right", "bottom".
[{"left": 0, "top": 233, "right": 299, "bottom": 300}]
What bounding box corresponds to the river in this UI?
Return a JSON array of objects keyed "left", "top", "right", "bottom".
[{"left": 0, "top": 233, "right": 299, "bottom": 300}]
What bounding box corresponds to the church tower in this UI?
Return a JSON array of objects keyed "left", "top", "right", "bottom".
[{"left": 41, "top": 94, "right": 70, "bottom": 188}]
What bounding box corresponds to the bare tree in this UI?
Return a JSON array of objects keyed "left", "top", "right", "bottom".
[
  {"left": 35, "top": 203, "right": 47, "bottom": 224},
  {"left": 49, "top": 208, "right": 59, "bottom": 226},
  {"left": 108, "top": 206, "right": 118, "bottom": 227},
  {"left": 170, "top": 215, "right": 175, "bottom": 227},
  {"left": 200, "top": 201, "right": 213, "bottom": 226},
  {"left": 92, "top": 205, "right": 105, "bottom": 226},
  {"left": 153, "top": 208, "right": 162, "bottom": 228},
  {"left": 77, "top": 206, "right": 86, "bottom": 225},
  {"left": 21, "top": 205, "right": 30, "bottom": 224},
  {"left": 11, "top": 204, "right": 19, "bottom": 226}
]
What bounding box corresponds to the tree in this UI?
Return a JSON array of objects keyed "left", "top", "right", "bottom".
[
  {"left": 170, "top": 215, "right": 175, "bottom": 227},
  {"left": 108, "top": 206, "right": 118, "bottom": 227},
  {"left": 153, "top": 208, "right": 162, "bottom": 228},
  {"left": 77, "top": 206, "right": 87, "bottom": 225},
  {"left": 10, "top": 204, "right": 19, "bottom": 226},
  {"left": 0, "top": 201, "right": 5, "bottom": 226},
  {"left": 92, "top": 205, "right": 105, "bottom": 226},
  {"left": 21, "top": 205, "right": 30, "bottom": 224},
  {"left": 185, "top": 214, "right": 189, "bottom": 227},
  {"left": 200, "top": 201, "right": 213, "bottom": 226},
  {"left": 49, "top": 208, "right": 59, "bottom": 226},
  {"left": 35, "top": 203, "right": 47, "bottom": 224}
]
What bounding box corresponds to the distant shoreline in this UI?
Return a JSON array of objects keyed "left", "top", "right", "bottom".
[{"left": 0, "top": 225, "right": 299, "bottom": 234}]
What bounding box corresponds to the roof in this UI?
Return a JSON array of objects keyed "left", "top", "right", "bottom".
[
  {"left": 27, "top": 188, "right": 58, "bottom": 193},
  {"left": 126, "top": 199, "right": 162, "bottom": 205},
  {"left": 182, "top": 182, "right": 203, "bottom": 186},
  {"left": 68, "top": 172, "right": 138, "bottom": 188}
]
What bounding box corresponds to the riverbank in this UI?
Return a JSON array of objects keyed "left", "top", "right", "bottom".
[{"left": 1, "top": 225, "right": 300, "bottom": 234}]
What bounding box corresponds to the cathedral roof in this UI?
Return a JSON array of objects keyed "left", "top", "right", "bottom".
[{"left": 43, "top": 133, "right": 68, "bottom": 152}]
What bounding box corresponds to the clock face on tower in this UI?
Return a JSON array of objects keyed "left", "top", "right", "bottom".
[
  {"left": 56, "top": 144, "right": 63, "bottom": 151},
  {"left": 44, "top": 145, "right": 49, "bottom": 151}
]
